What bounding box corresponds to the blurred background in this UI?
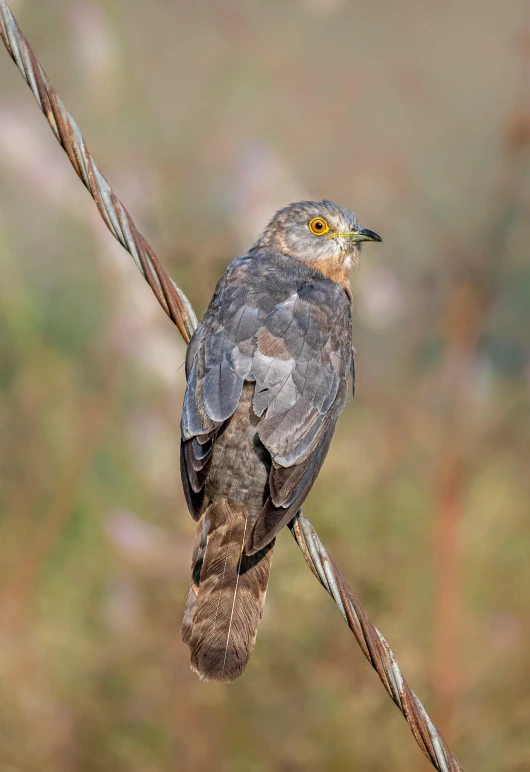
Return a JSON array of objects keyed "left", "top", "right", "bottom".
[{"left": 0, "top": 1, "right": 529, "bottom": 770}]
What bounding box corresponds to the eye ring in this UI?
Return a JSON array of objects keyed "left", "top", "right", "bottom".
[{"left": 309, "top": 217, "right": 330, "bottom": 236}]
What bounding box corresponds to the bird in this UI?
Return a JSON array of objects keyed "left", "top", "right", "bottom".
[{"left": 180, "top": 199, "right": 381, "bottom": 681}]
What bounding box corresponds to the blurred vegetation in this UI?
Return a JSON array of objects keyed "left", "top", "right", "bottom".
[{"left": 1, "top": 1, "right": 530, "bottom": 770}]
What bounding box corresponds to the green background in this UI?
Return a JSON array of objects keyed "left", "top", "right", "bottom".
[{"left": 1, "top": 1, "right": 529, "bottom": 769}]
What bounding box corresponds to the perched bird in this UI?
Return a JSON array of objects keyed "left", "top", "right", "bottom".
[{"left": 180, "top": 200, "right": 381, "bottom": 681}]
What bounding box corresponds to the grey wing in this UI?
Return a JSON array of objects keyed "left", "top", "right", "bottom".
[
  {"left": 180, "top": 257, "right": 262, "bottom": 520},
  {"left": 249, "top": 281, "right": 352, "bottom": 552},
  {"left": 180, "top": 254, "right": 353, "bottom": 549}
]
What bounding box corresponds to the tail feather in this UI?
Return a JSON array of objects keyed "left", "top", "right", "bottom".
[
  {"left": 181, "top": 510, "right": 210, "bottom": 646},
  {"left": 182, "top": 500, "right": 274, "bottom": 682}
]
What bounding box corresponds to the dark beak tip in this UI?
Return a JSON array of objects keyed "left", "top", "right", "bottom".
[{"left": 360, "top": 228, "right": 383, "bottom": 243}]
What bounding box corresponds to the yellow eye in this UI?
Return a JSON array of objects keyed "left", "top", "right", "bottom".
[{"left": 309, "top": 217, "right": 330, "bottom": 236}]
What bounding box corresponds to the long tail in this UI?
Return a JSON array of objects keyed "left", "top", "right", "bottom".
[{"left": 182, "top": 500, "right": 274, "bottom": 682}]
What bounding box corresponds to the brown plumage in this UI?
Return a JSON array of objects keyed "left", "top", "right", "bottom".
[{"left": 180, "top": 200, "right": 381, "bottom": 681}]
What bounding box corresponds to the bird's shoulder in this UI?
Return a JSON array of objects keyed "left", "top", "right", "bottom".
[
  {"left": 231, "top": 247, "right": 351, "bottom": 300},
  {"left": 182, "top": 247, "right": 353, "bottom": 436},
  {"left": 187, "top": 247, "right": 352, "bottom": 377}
]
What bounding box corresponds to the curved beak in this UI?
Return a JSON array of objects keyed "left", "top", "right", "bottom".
[{"left": 342, "top": 227, "right": 382, "bottom": 243}]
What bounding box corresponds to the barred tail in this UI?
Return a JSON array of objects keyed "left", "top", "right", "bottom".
[{"left": 182, "top": 500, "right": 274, "bottom": 682}]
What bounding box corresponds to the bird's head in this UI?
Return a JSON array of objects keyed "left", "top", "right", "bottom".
[{"left": 250, "top": 200, "right": 382, "bottom": 280}]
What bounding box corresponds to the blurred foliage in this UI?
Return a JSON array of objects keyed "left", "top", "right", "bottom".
[{"left": 1, "top": 1, "right": 530, "bottom": 770}]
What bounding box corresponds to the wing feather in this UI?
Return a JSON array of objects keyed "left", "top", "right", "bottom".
[{"left": 180, "top": 250, "right": 353, "bottom": 546}]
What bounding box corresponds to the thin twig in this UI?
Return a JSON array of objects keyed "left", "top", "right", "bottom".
[
  {"left": 0, "top": 3, "right": 463, "bottom": 769},
  {"left": 0, "top": 1, "right": 196, "bottom": 344},
  {"left": 290, "top": 515, "right": 462, "bottom": 772}
]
